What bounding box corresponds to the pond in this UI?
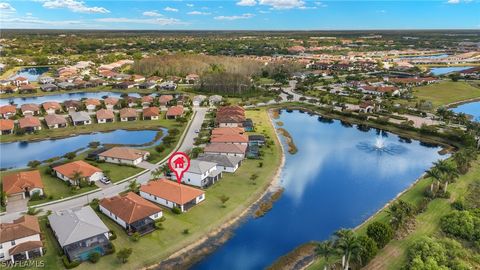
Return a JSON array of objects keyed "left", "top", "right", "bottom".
[
  {"left": 0, "top": 129, "right": 165, "bottom": 169},
  {"left": 429, "top": 66, "right": 472, "bottom": 76},
  {"left": 398, "top": 54, "right": 449, "bottom": 60},
  {"left": 10, "top": 66, "right": 50, "bottom": 82},
  {"left": 452, "top": 101, "right": 480, "bottom": 122},
  {"left": 0, "top": 91, "right": 142, "bottom": 106},
  {"left": 193, "top": 110, "right": 445, "bottom": 270}
]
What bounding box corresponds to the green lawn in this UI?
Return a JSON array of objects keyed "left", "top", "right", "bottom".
[
  {"left": 91, "top": 162, "right": 144, "bottom": 183},
  {"left": 308, "top": 159, "right": 480, "bottom": 270},
  {"left": 413, "top": 81, "right": 480, "bottom": 108},
  {"left": 29, "top": 108, "right": 282, "bottom": 270}
]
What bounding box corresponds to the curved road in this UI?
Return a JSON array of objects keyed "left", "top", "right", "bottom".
[{"left": 1, "top": 107, "right": 207, "bottom": 222}]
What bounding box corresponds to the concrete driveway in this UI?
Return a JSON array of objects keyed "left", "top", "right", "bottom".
[{"left": 6, "top": 197, "right": 28, "bottom": 213}]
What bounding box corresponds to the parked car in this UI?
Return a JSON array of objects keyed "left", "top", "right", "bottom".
[{"left": 100, "top": 177, "right": 111, "bottom": 185}]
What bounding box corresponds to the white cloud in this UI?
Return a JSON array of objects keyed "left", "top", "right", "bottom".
[
  {"left": 186, "top": 3, "right": 194, "bottom": 7},
  {"left": 314, "top": 1, "right": 327, "bottom": 7},
  {"left": 187, "top": 11, "right": 211, "bottom": 15},
  {"left": 237, "top": 0, "right": 257, "bottom": 6},
  {"left": 259, "top": 0, "right": 305, "bottom": 9},
  {"left": 42, "top": 0, "right": 110, "bottom": 14},
  {"left": 1, "top": 17, "right": 82, "bottom": 26},
  {"left": 143, "top": 11, "right": 162, "bottom": 17},
  {"left": 214, "top": 13, "right": 254, "bottom": 20},
  {"left": 447, "top": 0, "right": 460, "bottom": 3},
  {"left": 0, "top": 2, "right": 15, "bottom": 11},
  {"left": 26, "top": 12, "right": 33, "bottom": 16},
  {"left": 96, "top": 17, "right": 187, "bottom": 26},
  {"left": 164, "top": 7, "right": 179, "bottom": 12}
]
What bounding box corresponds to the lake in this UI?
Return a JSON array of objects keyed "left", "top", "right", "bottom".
[
  {"left": 398, "top": 54, "right": 449, "bottom": 60},
  {"left": 10, "top": 66, "right": 50, "bottom": 82},
  {"left": 0, "top": 129, "right": 165, "bottom": 169},
  {"left": 452, "top": 101, "right": 480, "bottom": 122},
  {"left": 193, "top": 110, "right": 445, "bottom": 270},
  {"left": 0, "top": 91, "right": 142, "bottom": 106},
  {"left": 429, "top": 66, "right": 472, "bottom": 76}
]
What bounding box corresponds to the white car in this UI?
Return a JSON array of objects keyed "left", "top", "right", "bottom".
[
  {"left": 194, "top": 129, "right": 200, "bottom": 133},
  {"left": 100, "top": 177, "right": 111, "bottom": 185}
]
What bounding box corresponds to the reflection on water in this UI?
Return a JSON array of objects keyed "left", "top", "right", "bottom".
[
  {"left": 452, "top": 101, "right": 480, "bottom": 122},
  {"left": 193, "top": 110, "right": 446, "bottom": 270},
  {"left": 1, "top": 129, "right": 165, "bottom": 169}
]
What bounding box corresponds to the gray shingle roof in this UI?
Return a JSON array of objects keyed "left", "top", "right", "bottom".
[
  {"left": 187, "top": 160, "right": 217, "bottom": 174},
  {"left": 48, "top": 206, "right": 109, "bottom": 247},
  {"left": 69, "top": 111, "right": 91, "bottom": 122},
  {"left": 197, "top": 154, "right": 242, "bottom": 168}
]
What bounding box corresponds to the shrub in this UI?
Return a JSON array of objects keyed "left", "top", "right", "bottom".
[
  {"left": 64, "top": 152, "right": 76, "bottom": 160},
  {"left": 27, "top": 160, "right": 41, "bottom": 168},
  {"left": 366, "top": 221, "right": 394, "bottom": 249},
  {"left": 105, "top": 243, "right": 116, "bottom": 255},
  {"left": 117, "top": 248, "right": 132, "bottom": 264},
  {"left": 357, "top": 235, "right": 378, "bottom": 267},
  {"left": 62, "top": 256, "right": 80, "bottom": 269},
  {"left": 440, "top": 211, "right": 477, "bottom": 241},
  {"left": 155, "top": 145, "right": 165, "bottom": 153},
  {"left": 109, "top": 230, "right": 117, "bottom": 241},
  {"left": 29, "top": 191, "right": 43, "bottom": 201},
  {"left": 130, "top": 232, "right": 140, "bottom": 242},
  {"left": 172, "top": 207, "right": 182, "bottom": 214},
  {"left": 88, "top": 252, "right": 101, "bottom": 263},
  {"left": 183, "top": 229, "right": 190, "bottom": 235}
]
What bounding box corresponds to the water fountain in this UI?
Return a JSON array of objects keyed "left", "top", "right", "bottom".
[{"left": 357, "top": 135, "right": 407, "bottom": 155}]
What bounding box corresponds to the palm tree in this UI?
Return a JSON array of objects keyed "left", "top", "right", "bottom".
[
  {"left": 316, "top": 240, "right": 335, "bottom": 270},
  {"left": 128, "top": 179, "right": 139, "bottom": 193},
  {"left": 335, "top": 229, "right": 360, "bottom": 270},
  {"left": 435, "top": 160, "right": 458, "bottom": 193},
  {"left": 151, "top": 168, "right": 162, "bottom": 180},
  {"left": 425, "top": 166, "right": 441, "bottom": 193},
  {"left": 71, "top": 170, "right": 83, "bottom": 187}
]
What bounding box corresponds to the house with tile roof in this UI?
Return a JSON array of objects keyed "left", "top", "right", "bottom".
[
  {"left": 42, "top": 102, "right": 62, "bottom": 114},
  {"left": 211, "top": 133, "right": 249, "bottom": 145},
  {"left": 140, "top": 179, "right": 205, "bottom": 212},
  {"left": 180, "top": 160, "right": 222, "bottom": 188},
  {"left": 53, "top": 160, "right": 103, "bottom": 185},
  {"left": 166, "top": 105, "right": 184, "bottom": 119},
  {"left": 20, "top": 104, "right": 40, "bottom": 116},
  {"left": 44, "top": 114, "right": 67, "bottom": 129},
  {"left": 18, "top": 116, "right": 42, "bottom": 132},
  {"left": 12, "top": 76, "right": 29, "bottom": 87},
  {"left": 143, "top": 107, "right": 160, "bottom": 120},
  {"left": 84, "top": 98, "right": 101, "bottom": 112},
  {"left": 141, "top": 95, "right": 154, "bottom": 107},
  {"left": 119, "top": 108, "right": 137, "bottom": 122},
  {"left": 98, "top": 147, "right": 150, "bottom": 166},
  {"left": 0, "top": 105, "right": 17, "bottom": 119},
  {"left": 99, "top": 192, "right": 162, "bottom": 235},
  {"left": 0, "top": 119, "right": 14, "bottom": 135},
  {"left": 96, "top": 109, "right": 115, "bottom": 124},
  {"left": 48, "top": 206, "right": 111, "bottom": 262},
  {"left": 203, "top": 143, "right": 247, "bottom": 158},
  {"left": 158, "top": 95, "right": 173, "bottom": 107},
  {"left": 103, "top": 97, "right": 119, "bottom": 110},
  {"left": 63, "top": 100, "right": 82, "bottom": 112},
  {"left": 0, "top": 216, "right": 43, "bottom": 263},
  {"left": 2, "top": 170, "right": 44, "bottom": 201}
]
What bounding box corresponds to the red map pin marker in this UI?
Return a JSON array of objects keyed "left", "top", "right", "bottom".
[{"left": 168, "top": 152, "right": 191, "bottom": 184}]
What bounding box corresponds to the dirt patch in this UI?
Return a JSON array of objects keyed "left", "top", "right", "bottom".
[{"left": 363, "top": 245, "right": 402, "bottom": 270}]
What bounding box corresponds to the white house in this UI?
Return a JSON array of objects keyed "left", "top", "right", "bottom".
[
  {"left": 0, "top": 216, "right": 43, "bottom": 263},
  {"left": 52, "top": 160, "right": 103, "bottom": 185},
  {"left": 179, "top": 160, "right": 222, "bottom": 188},
  {"left": 98, "top": 147, "right": 150, "bottom": 166},
  {"left": 196, "top": 154, "right": 242, "bottom": 173},
  {"left": 99, "top": 192, "right": 162, "bottom": 235},
  {"left": 140, "top": 179, "right": 205, "bottom": 212}
]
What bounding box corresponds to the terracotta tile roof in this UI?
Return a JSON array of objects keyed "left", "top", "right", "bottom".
[
  {"left": 84, "top": 98, "right": 101, "bottom": 106},
  {"left": 143, "top": 107, "right": 160, "bottom": 117},
  {"left": 158, "top": 95, "right": 173, "bottom": 104},
  {"left": 0, "top": 105, "right": 17, "bottom": 114},
  {"left": 119, "top": 108, "right": 137, "bottom": 118},
  {"left": 104, "top": 97, "right": 119, "bottom": 105},
  {"left": 15, "top": 76, "right": 28, "bottom": 81},
  {"left": 20, "top": 103, "right": 39, "bottom": 113},
  {"left": 42, "top": 102, "right": 62, "bottom": 111},
  {"left": 217, "top": 105, "right": 245, "bottom": 114},
  {"left": 19, "top": 116, "right": 41, "bottom": 128},
  {"left": 0, "top": 119, "right": 14, "bottom": 130},
  {"left": 0, "top": 215, "right": 41, "bottom": 243},
  {"left": 141, "top": 95, "right": 154, "bottom": 103},
  {"left": 96, "top": 109, "right": 115, "bottom": 120},
  {"left": 166, "top": 105, "right": 184, "bottom": 117},
  {"left": 2, "top": 170, "right": 43, "bottom": 195},
  {"left": 100, "top": 192, "right": 162, "bottom": 224},
  {"left": 140, "top": 179, "right": 204, "bottom": 205},
  {"left": 20, "top": 84, "right": 36, "bottom": 91},
  {"left": 211, "top": 133, "right": 249, "bottom": 143},
  {"left": 9, "top": 241, "right": 43, "bottom": 255},
  {"left": 53, "top": 160, "right": 102, "bottom": 179},
  {"left": 211, "top": 127, "right": 245, "bottom": 136},
  {"left": 99, "top": 147, "right": 149, "bottom": 161},
  {"left": 44, "top": 114, "right": 67, "bottom": 126},
  {"left": 204, "top": 143, "right": 247, "bottom": 154}
]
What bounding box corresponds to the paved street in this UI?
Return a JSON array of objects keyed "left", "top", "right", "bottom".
[{"left": 0, "top": 108, "right": 207, "bottom": 222}]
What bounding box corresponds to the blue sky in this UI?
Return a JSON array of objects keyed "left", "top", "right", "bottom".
[{"left": 0, "top": 0, "right": 479, "bottom": 30}]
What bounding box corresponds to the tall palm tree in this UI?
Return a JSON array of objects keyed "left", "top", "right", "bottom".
[
  {"left": 335, "top": 229, "right": 360, "bottom": 270},
  {"left": 425, "top": 166, "right": 441, "bottom": 192},
  {"left": 435, "top": 160, "right": 458, "bottom": 193},
  {"left": 71, "top": 170, "right": 83, "bottom": 187},
  {"left": 316, "top": 240, "right": 335, "bottom": 270},
  {"left": 151, "top": 168, "right": 162, "bottom": 180}
]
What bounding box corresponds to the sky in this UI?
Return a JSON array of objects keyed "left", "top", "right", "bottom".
[{"left": 0, "top": 0, "right": 479, "bottom": 30}]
